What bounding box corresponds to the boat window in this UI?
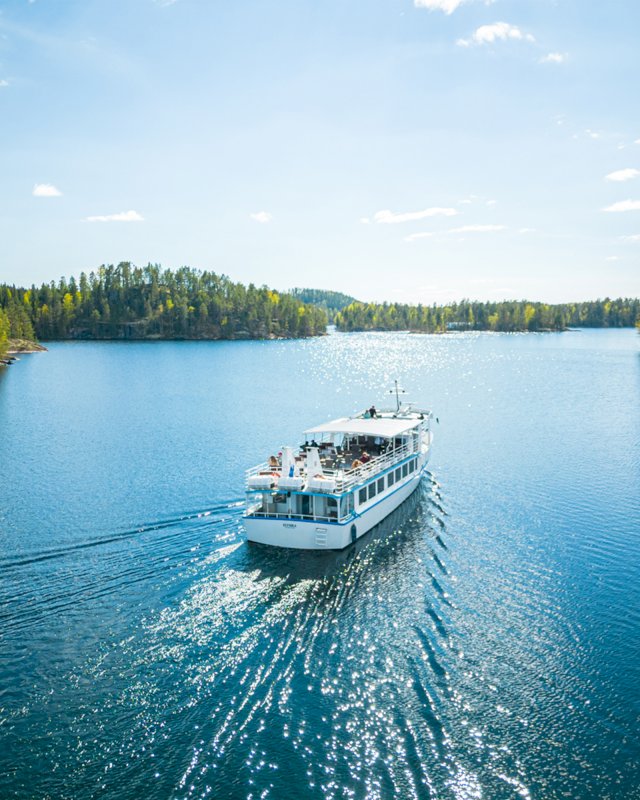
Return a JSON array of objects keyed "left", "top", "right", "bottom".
[
  {"left": 359, "top": 488, "right": 367, "bottom": 505},
  {"left": 377, "top": 478, "right": 384, "bottom": 493},
  {"left": 368, "top": 482, "right": 376, "bottom": 500},
  {"left": 388, "top": 471, "right": 395, "bottom": 487},
  {"left": 395, "top": 468, "right": 401, "bottom": 482},
  {"left": 402, "top": 463, "right": 408, "bottom": 477},
  {"left": 340, "top": 494, "right": 354, "bottom": 518},
  {"left": 413, "top": 459, "right": 418, "bottom": 471}
]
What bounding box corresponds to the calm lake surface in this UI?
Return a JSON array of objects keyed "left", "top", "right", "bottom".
[{"left": 1, "top": 329, "right": 639, "bottom": 800}]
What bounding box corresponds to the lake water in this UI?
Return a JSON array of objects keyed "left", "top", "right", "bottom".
[{"left": 1, "top": 329, "right": 639, "bottom": 800}]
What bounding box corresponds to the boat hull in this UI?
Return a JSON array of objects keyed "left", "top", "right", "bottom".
[{"left": 244, "top": 466, "right": 427, "bottom": 550}]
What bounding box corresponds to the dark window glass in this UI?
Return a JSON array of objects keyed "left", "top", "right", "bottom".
[
  {"left": 377, "top": 478, "right": 385, "bottom": 493},
  {"left": 388, "top": 471, "right": 395, "bottom": 487},
  {"left": 368, "top": 482, "right": 376, "bottom": 500},
  {"left": 395, "top": 468, "right": 401, "bottom": 481},
  {"left": 402, "top": 463, "right": 408, "bottom": 477},
  {"left": 359, "top": 488, "right": 367, "bottom": 504}
]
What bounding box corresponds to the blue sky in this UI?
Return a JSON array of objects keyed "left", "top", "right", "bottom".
[{"left": 1, "top": 0, "right": 639, "bottom": 303}]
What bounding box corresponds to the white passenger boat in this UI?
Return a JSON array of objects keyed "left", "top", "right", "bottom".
[{"left": 244, "top": 384, "right": 434, "bottom": 549}]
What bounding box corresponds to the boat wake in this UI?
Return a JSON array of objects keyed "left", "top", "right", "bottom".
[{"left": 1, "top": 479, "right": 535, "bottom": 800}]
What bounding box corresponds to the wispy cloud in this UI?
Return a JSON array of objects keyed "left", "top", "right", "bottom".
[
  {"left": 448, "top": 224, "right": 506, "bottom": 233},
  {"left": 373, "top": 207, "right": 458, "bottom": 224},
  {"left": 0, "top": 79, "right": 9, "bottom": 88},
  {"left": 414, "top": 0, "right": 465, "bottom": 13},
  {"left": 86, "top": 209, "right": 144, "bottom": 222},
  {"left": 518, "top": 227, "right": 536, "bottom": 234},
  {"left": 250, "top": 211, "right": 272, "bottom": 223},
  {"left": 622, "top": 234, "right": 640, "bottom": 241},
  {"left": 457, "top": 194, "right": 496, "bottom": 207},
  {"left": 405, "top": 224, "right": 505, "bottom": 242},
  {"left": 457, "top": 22, "right": 535, "bottom": 47},
  {"left": 605, "top": 168, "right": 639, "bottom": 182},
  {"left": 33, "top": 183, "right": 62, "bottom": 197},
  {"left": 359, "top": 217, "right": 371, "bottom": 224},
  {"left": 605, "top": 256, "right": 620, "bottom": 262},
  {"left": 602, "top": 200, "right": 640, "bottom": 213},
  {"left": 540, "top": 52, "right": 567, "bottom": 64},
  {"left": 585, "top": 129, "right": 601, "bottom": 140},
  {"left": 405, "top": 232, "right": 434, "bottom": 243}
]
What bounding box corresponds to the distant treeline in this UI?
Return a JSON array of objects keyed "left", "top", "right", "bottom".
[
  {"left": 336, "top": 298, "right": 640, "bottom": 333},
  {"left": 0, "top": 308, "right": 13, "bottom": 359},
  {"left": 288, "top": 288, "right": 357, "bottom": 323},
  {"left": 0, "top": 264, "right": 328, "bottom": 343}
]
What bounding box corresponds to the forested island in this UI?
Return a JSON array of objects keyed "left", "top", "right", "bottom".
[
  {"left": 2, "top": 265, "right": 640, "bottom": 363},
  {"left": 0, "top": 264, "right": 328, "bottom": 347},
  {"left": 335, "top": 298, "right": 640, "bottom": 333},
  {"left": 289, "top": 288, "right": 357, "bottom": 323}
]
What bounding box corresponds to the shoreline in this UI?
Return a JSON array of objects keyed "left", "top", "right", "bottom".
[{"left": 7, "top": 339, "right": 48, "bottom": 354}]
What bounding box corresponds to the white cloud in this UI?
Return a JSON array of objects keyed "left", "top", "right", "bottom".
[
  {"left": 540, "top": 52, "right": 567, "bottom": 64},
  {"left": 250, "top": 211, "right": 272, "bottom": 223},
  {"left": 33, "top": 183, "right": 62, "bottom": 197},
  {"left": 414, "top": 0, "right": 465, "bottom": 13},
  {"left": 603, "top": 200, "right": 640, "bottom": 213},
  {"left": 373, "top": 207, "right": 458, "bottom": 224},
  {"left": 518, "top": 227, "right": 536, "bottom": 234},
  {"left": 448, "top": 224, "right": 506, "bottom": 233},
  {"left": 458, "top": 22, "right": 535, "bottom": 47},
  {"left": 585, "top": 129, "right": 601, "bottom": 139},
  {"left": 622, "top": 234, "right": 640, "bottom": 241},
  {"left": 359, "top": 217, "right": 371, "bottom": 224},
  {"left": 0, "top": 80, "right": 9, "bottom": 88},
  {"left": 635, "top": 139, "right": 640, "bottom": 145},
  {"left": 86, "top": 209, "right": 144, "bottom": 222},
  {"left": 605, "top": 168, "right": 640, "bottom": 182},
  {"left": 605, "top": 256, "right": 620, "bottom": 262},
  {"left": 404, "top": 232, "right": 434, "bottom": 243}
]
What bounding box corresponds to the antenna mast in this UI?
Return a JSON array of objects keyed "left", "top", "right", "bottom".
[{"left": 388, "top": 379, "right": 406, "bottom": 413}]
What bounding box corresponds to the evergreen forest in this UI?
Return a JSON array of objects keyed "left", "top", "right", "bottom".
[
  {"left": 288, "top": 288, "right": 358, "bottom": 323},
  {"left": 336, "top": 298, "right": 640, "bottom": 333},
  {"left": 2, "top": 265, "right": 640, "bottom": 361},
  {"left": 0, "top": 264, "right": 328, "bottom": 346}
]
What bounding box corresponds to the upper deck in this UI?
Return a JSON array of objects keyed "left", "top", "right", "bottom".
[{"left": 246, "top": 406, "right": 432, "bottom": 497}]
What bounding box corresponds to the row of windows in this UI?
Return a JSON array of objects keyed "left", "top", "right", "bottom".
[{"left": 357, "top": 458, "right": 419, "bottom": 505}]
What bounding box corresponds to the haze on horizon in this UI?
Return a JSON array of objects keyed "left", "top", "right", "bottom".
[{"left": 1, "top": 0, "right": 639, "bottom": 305}]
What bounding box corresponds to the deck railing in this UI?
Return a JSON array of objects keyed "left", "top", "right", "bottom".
[{"left": 245, "top": 440, "right": 419, "bottom": 495}]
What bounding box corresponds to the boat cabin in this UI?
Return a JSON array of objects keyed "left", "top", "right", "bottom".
[{"left": 245, "top": 408, "right": 431, "bottom": 525}]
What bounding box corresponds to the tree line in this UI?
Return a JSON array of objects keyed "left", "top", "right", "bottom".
[
  {"left": 0, "top": 308, "right": 12, "bottom": 360},
  {"left": 288, "top": 288, "right": 357, "bottom": 323},
  {"left": 0, "top": 264, "right": 328, "bottom": 343},
  {"left": 335, "top": 298, "right": 640, "bottom": 333}
]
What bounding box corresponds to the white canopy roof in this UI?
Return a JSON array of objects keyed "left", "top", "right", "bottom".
[{"left": 304, "top": 416, "right": 420, "bottom": 438}]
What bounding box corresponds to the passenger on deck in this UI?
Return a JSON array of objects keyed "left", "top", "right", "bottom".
[
  {"left": 269, "top": 455, "right": 279, "bottom": 469},
  {"left": 369, "top": 405, "right": 377, "bottom": 418},
  {"left": 361, "top": 451, "right": 371, "bottom": 463}
]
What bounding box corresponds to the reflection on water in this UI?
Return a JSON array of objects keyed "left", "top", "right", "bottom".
[{"left": 1, "top": 331, "right": 639, "bottom": 799}]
